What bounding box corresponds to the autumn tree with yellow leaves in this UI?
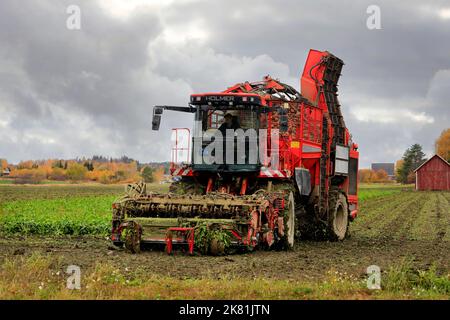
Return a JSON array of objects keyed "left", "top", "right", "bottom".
[
  {"left": 435, "top": 128, "right": 450, "bottom": 162},
  {"left": 0, "top": 159, "right": 8, "bottom": 171},
  {"left": 6, "top": 157, "right": 146, "bottom": 184}
]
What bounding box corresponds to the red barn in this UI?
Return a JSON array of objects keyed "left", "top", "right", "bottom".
[{"left": 414, "top": 154, "right": 450, "bottom": 191}]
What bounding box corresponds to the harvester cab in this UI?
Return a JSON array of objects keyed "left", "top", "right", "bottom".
[
  {"left": 112, "top": 49, "right": 359, "bottom": 255},
  {"left": 153, "top": 94, "right": 271, "bottom": 172}
]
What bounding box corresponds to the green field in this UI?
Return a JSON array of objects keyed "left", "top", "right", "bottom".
[
  {"left": 0, "top": 184, "right": 169, "bottom": 236},
  {"left": 0, "top": 196, "right": 115, "bottom": 236},
  {"left": 357, "top": 183, "right": 413, "bottom": 200}
]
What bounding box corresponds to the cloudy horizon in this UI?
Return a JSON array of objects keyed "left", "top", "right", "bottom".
[{"left": 0, "top": 0, "right": 449, "bottom": 168}]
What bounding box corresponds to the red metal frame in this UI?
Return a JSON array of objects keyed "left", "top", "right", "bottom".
[{"left": 165, "top": 227, "right": 195, "bottom": 255}]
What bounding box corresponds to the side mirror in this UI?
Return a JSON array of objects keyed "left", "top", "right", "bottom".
[
  {"left": 152, "top": 107, "right": 164, "bottom": 131},
  {"left": 279, "top": 108, "right": 288, "bottom": 132}
]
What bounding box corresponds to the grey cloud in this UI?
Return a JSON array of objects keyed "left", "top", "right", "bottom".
[{"left": 0, "top": 0, "right": 449, "bottom": 167}]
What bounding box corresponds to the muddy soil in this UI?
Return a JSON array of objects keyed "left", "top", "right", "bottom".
[
  {"left": 0, "top": 234, "right": 447, "bottom": 281},
  {"left": 0, "top": 190, "right": 448, "bottom": 280}
]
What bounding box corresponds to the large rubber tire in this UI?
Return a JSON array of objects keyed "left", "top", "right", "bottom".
[
  {"left": 327, "top": 190, "right": 349, "bottom": 241},
  {"left": 276, "top": 191, "right": 296, "bottom": 250},
  {"left": 285, "top": 192, "right": 296, "bottom": 248},
  {"left": 209, "top": 238, "right": 225, "bottom": 256}
]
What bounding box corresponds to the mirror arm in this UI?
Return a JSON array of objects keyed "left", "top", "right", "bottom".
[
  {"left": 155, "top": 105, "right": 196, "bottom": 113},
  {"left": 152, "top": 105, "right": 196, "bottom": 131}
]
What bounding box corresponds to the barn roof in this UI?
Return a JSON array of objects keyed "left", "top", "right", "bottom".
[{"left": 414, "top": 154, "right": 450, "bottom": 172}]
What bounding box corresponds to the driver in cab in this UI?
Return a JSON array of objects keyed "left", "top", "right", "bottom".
[{"left": 218, "top": 113, "right": 240, "bottom": 136}]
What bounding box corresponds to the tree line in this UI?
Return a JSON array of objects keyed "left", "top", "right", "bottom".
[{"left": 0, "top": 157, "right": 169, "bottom": 184}]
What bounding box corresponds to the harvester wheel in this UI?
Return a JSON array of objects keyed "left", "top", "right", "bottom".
[
  {"left": 209, "top": 238, "right": 225, "bottom": 256},
  {"left": 123, "top": 221, "right": 142, "bottom": 254},
  {"left": 276, "top": 191, "right": 296, "bottom": 250},
  {"left": 327, "top": 190, "right": 349, "bottom": 241},
  {"left": 285, "top": 191, "right": 296, "bottom": 248}
]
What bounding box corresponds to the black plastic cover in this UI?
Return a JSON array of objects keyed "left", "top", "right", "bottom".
[{"left": 295, "top": 167, "right": 311, "bottom": 196}]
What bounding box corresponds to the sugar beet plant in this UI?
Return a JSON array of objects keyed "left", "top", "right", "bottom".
[
  {"left": 184, "top": 222, "right": 232, "bottom": 255},
  {"left": 0, "top": 196, "right": 114, "bottom": 236}
]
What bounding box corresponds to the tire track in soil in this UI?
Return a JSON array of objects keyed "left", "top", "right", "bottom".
[
  {"left": 396, "top": 192, "right": 430, "bottom": 240},
  {"left": 419, "top": 193, "right": 450, "bottom": 272},
  {"left": 379, "top": 192, "right": 427, "bottom": 240},
  {"left": 355, "top": 196, "right": 404, "bottom": 227},
  {"left": 441, "top": 193, "right": 450, "bottom": 242},
  {"left": 433, "top": 194, "right": 447, "bottom": 244},
  {"left": 354, "top": 192, "right": 417, "bottom": 237}
]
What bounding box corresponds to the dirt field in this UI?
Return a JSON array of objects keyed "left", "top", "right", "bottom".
[{"left": 0, "top": 186, "right": 448, "bottom": 284}]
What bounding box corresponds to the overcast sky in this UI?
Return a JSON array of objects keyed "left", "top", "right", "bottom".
[{"left": 0, "top": 0, "right": 449, "bottom": 168}]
